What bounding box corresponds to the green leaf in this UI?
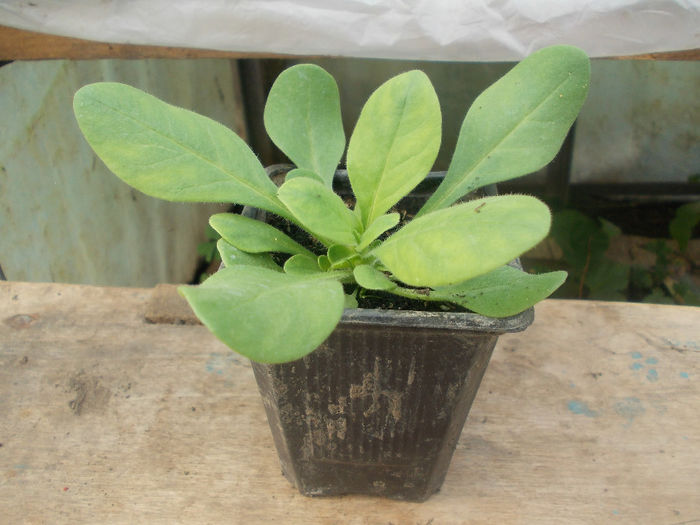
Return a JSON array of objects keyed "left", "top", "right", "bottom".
[
  {"left": 277, "top": 177, "right": 358, "bottom": 246},
  {"left": 353, "top": 265, "right": 396, "bottom": 291},
  {"left": 599, "top": 217, "right": 622, "bottom": 239},
  {"left": 285, "top": 168, "right": 326, "bottom": 185},
  {"left": 419, "top": 45, "right": 590, "bottom": 215},
  {"left": 197, "top": 240, "right": 218, "bottom": 263},
  {"left": 210, "top": 213, "right": 314, "bottom": 258},
  {"left": 217, "top": 239, "right": 281, "bottom": 272},
  {"left": 373, "top": 195, "right": 551, "bottom": 287},
  {"left": 263, "top": 64, "right": 345, "bottom": 187},
  {"left": 347, "top": 70, "right": 441, "bottom": 226},
  {"left": 327, "top": 244, "right": 355, "bottom": 263},
  {"left": 674, "top": 276, "right": 700, "bottom": 307},
  {"left": 344, "top": 293, "right": 359, "bottom": 309},
  {"left": 179, "top": 266, "right": 345, "bottom": 363},
  {"left": 432, "top": 266, "right": 566, "bottom": 317},
  {"left": 669, "top": 202, "right": 700, "bottom": 252},
  {"left": 73, "top": 82, "right": 288, "bottom": 217},
  {"left": 357, "top": 212, "right": 400, "bottom": 251},
  {"left": 317, "top": 255, "right": 331, "bottom": 271},
  {"left": 630, "top": 265, "right": 653, "bottom": 291},
  {"left": 284, "top": 254, "right": 321, "bottom": 275},
  {"left": 642, "top": 288, "right": 675, "bottom": 305},
  {"left": 586, "top": 259, "right": 630, "bottom": 296},
  {"left": 204, "top": 223, "right": 221, "bottom": 241},
  {"left": 327, "top": 245, "right": 359, "bottom": 270},
  {"left": 551, "top": 210, "right": 611, "bottom": 271}
]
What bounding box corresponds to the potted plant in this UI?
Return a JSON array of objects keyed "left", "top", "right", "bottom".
[{"left": 73, "top": 45, "right": 590, "bottom": 501}]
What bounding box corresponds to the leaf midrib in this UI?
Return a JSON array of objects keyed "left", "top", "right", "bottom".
[
  {"left": 84, "top": 94, "right": 283, "bottom": 212},
  {"left": 364, "top": 87, "right": 410, "bottom": 225},
  {"left": 429, "top": 73, "right": 574, "bottom": 211}
]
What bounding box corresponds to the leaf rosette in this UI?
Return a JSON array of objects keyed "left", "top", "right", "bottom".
[{"left": 74, "top": 45, "right": 591, "bottom": 363}]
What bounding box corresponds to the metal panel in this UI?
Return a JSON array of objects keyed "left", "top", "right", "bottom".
[
  {"left": 0, "top": 58, "right": 246, "bottom": 285},
  {"left": 571, "top": 60, "right": 699, "bottom": 183}
]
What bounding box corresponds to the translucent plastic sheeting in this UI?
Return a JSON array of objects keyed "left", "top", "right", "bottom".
[{"left": 1, "top": 0, "right": 698, "bottom": 61}]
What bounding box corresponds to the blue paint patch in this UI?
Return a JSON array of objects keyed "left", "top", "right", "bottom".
[
  {"left": 630, "top": 362, "right": 644, "bottom": 371},
  {"left": 569, "top": 382, "right": 576, "bottom": 388},
  {"left": 630, "top": 351, "right": 643, "bottom": 359},
  {"left": 205, "top": 361, "right": 224, "bottom": 375},
  {"left": 614, "top": 397, "right": 645, "bottom": 424},
  {"left": 645, "top": 357, "right": 658, "bottom": 365},
  {"left": 612, "top": 509, "right": 620, "bottom": 515},
  {"left": 647, "top": 369, "right": 659, "bottom": 382},
  {"left": 205, "top": 352, "right": 238, "bottom": 376},
  {"left": 662, "top": 338, "right": 700, "bottom": 351},
  {"left": 568, "top": 400, "right": 598, "bottom": 417},
  {"left": 680, "top": 372, "right": 689, "bottom": 379}
]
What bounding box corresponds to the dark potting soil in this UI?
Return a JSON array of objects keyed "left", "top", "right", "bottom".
[{"left": 266, "top": 213, "right": 467, "bottom": 313}]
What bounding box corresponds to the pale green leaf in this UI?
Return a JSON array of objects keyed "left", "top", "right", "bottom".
[
  {"left": 327, "top": 244, "right": 361, "bottom": 270},
  {"left": 353, "top": 265, "right": 396, "bottom": 291},
  {"left": 277, "top": 177, "right": 358, "bottom": 246},
  {"left": 179, "top": 266, "right": 345, "bottom": 363},
  {"left": 264, "top": 64, "right": 345, "bottom": 187},
  {"left": 217, "top": 239, "right": 281, "bottom": 272},
  {"left": 210, "top": 213, "right": 314, "bottom": 258},
  {"left": 419, "top": 45, "right": 590, "bottom": 215},
  {"left": 284, "top": 254, "right": 321, "bottom": 275},
  {"left": 344, "top": 293, "right": 359, "bottom": 309},
  {"left": 432, "top": 266, "right": 567, "bottom": 317},
  {"left": 357, "top": 212, "right": 400, "bottom": 251},
  {"left": 373, "top": 195, "right": 551, "bottom": 287},
  {"left": 347, "top": 70, "right": 441, "bottom": 226},
  {"left": 318, "top": 255, "right": 331, "bottom": 271},
  {"left": 73, "top": 82, "right": 288, "bottom": 217},
  {"left": 327, "top": 244, "right": 356, "bottom": 264}
]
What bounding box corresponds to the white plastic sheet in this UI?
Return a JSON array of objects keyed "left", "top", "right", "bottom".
[{"left": 1, "top": 0, "right": 699, "bottom": 61}]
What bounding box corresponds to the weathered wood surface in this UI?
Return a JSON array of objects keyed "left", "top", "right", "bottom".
[
  {"left": 0, "top": 25, "right": 295, "bottom": 60},
  {"left": 1, "top": 281, "right": 698, "bottom": 524},
  {"left": 2, "top": 25, "right": 699, "bottom": 62}
]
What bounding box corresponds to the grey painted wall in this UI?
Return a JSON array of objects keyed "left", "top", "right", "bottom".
[
  {"left": 571, "top": 60, "right": 699, "bottom": 183},
  {"left": 0, "top": 59, "right": 246, "bottom": 286}
]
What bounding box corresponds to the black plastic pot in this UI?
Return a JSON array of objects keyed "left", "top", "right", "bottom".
[{"left": 249, "top": 167, "right": 534, "bottom": 501}]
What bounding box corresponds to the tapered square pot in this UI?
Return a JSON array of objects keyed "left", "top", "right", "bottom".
[
  {"left": 252, "top": 307, "right": 532, "bottom": 501},
  {"left": 249, "top": 166, "right": 533, "bottom": 501}
]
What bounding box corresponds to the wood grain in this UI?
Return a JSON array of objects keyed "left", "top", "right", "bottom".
[
  {"left": 0, "top": 25, "right": 296, "bottom": 60},
  {"left": 1, "top": 281, "right": 699, "bottom": 524},
  {"left": 2, "top": 25, "right": 698, "bottom": 61},
  {"left": 607, "top": 48, "right": 700, "bottom": 61}
]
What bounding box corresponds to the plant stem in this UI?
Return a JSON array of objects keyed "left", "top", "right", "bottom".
[
  {"left": 390, "top": 285, "right": 437, "bottom": 302},
  {"left": 579, "top": 236, "right": 592, "bottom": 299}
]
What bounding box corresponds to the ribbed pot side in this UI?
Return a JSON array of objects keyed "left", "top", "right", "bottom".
[
  {"left": 250, "top": 166, "right": 532, "bottom": 501},
  {"left": 251, "top": 318, "right": 505, "bottom": 502}
]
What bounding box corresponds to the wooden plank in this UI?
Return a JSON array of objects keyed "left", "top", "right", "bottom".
[
  {"left": 0, "top": 25, "right": 296, "bottom": 60},
  {"left": 1, "top": 281, "right": 699, "bottom": 523},
  {"left": 610, "top": 48, "right": 700, "bottom": 61},
  {"left": 2, "top": 25, "right": 699, "bottom": 61}
]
